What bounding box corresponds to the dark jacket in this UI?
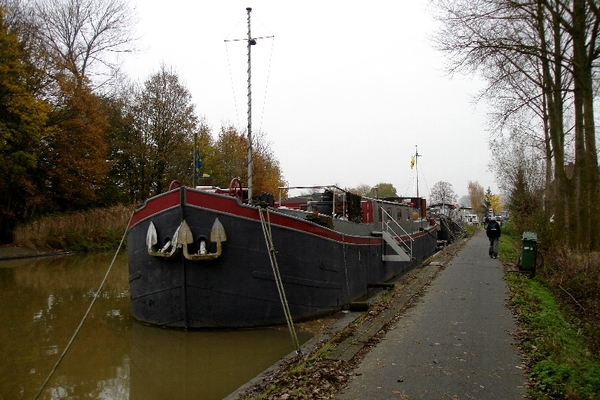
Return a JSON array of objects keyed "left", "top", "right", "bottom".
[{"left": 486, "top": 220, "right": 501, "bottom": 238}]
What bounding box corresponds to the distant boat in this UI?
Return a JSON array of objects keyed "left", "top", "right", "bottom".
[{"left": 126, "top": 8, "right": 438, "bottom": 328}]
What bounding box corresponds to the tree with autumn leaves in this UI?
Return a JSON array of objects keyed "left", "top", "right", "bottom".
[
  {"left": 40, "top": 80, "right": 111, "bottom": 210},
  {"left": 467, "top": 181, "right": 503, "bottom": 217},
  {"left": 0, "top": 6, "right": 50, "bottom": 241},
  {"left": 0, "top": 0, "right": 285, "bottom": 242},
  {"left": 199, "top": 124, "right": 286, "bottom": 197},
  {"left": 103, "top": 68, "right": 285, "bottom": 206},
  {"left": 0, "top": 0, "right": 135, "bottom": 241}
]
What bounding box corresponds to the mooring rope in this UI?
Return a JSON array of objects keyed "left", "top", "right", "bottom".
[
  {"left": 258, "top": 206, "right": 300, "bottom": 352},
  {"left": 34, "top": 211, "right": 134, "bottom": 400}
]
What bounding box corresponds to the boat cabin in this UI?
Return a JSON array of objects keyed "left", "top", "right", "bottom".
[{"left": 276, "top": 186, "right": 427, "bottom": 227}]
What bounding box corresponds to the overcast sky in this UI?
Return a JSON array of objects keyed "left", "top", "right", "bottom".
[{"left": 123, "top": 0, "right": 498, "bottom": 200}]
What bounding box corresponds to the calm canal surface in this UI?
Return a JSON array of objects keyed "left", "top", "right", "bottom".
[{"left": 0, "top": 252, "right": 310, "bottom": 399}]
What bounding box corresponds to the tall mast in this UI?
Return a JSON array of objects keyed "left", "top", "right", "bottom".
[
  {"left": 415, "top": 145, "right": 419, "bottom": 199},
  {"left": 224, "top": 8, "right": 272, "bottom": 201},
  {"left": 246, "top": 7, "right": 255, "bottom": 201},
  {"left": 415, "top": 145, "right": 424, "bottom": 225}
]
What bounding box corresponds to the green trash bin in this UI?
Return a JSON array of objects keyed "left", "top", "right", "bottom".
[{"left": 520, "top": 232, "right": 538, "bottom": 275}]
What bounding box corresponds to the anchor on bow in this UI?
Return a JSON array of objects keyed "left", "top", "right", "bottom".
[
  {"left": 180, "top": 219, "right": 227, "bottom": 261},
  {"left": 146, "top": 218, "right": 227, "bottom": 261},
  {"left": 146, "top": 221, "right": 181, "bottom": 258}
]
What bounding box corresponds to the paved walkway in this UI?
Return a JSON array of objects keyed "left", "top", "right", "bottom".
[{"left": 338, "top": 229, "right": 527, "bottom": 399}]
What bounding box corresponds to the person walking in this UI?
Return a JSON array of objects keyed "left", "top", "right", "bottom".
[
  {"left": 486, "top": 216, "right": 501, "bottom": 258},
  {"left": 484, "top": 214, "right": 491, "bottom": 230}
]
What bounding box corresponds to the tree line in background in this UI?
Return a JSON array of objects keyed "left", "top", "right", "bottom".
[
  {"left": 4, "top": 0, "right": 597, "bottom": 253},
  {"left": 348, "top": 180, "right": 504, "bottom": 218},
  {"left": 0, "top": 0, "right": 285, "bottom": 242},
  {"left": 433, "top": 0, "right": 600, "bottom": 252}
]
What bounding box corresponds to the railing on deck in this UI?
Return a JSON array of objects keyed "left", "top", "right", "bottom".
[{"left": 380, "top": 207, "right": 413, "bottom": 260}]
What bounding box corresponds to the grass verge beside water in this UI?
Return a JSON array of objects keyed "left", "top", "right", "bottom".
[
  {"left": 500, "top": 223, "right": 600, "bottom": 399},
  {"left": 11, "top": 205, "right": 134, "bottom": 252}
]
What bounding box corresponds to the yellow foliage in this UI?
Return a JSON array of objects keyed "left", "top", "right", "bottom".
[{"left": 489, "top": 194, "right": 503, "bottom": 214}]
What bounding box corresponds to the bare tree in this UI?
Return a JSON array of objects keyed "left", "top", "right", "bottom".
[
  {"left": 490, "top": 131, "right": 546, "bottom": 206},
  {"left": 33, "top": 0, "right": 137, "bottom": 90},
  {"left": 432, "top": 0, "right": 600, "bottom": 250},
  {"left": 429, "top": 181, "right": 457, "bottom": 206}
]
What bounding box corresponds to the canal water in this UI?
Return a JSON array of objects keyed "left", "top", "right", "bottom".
[{"left": 0, "top": 252, "right": 310, "bottom": 399}]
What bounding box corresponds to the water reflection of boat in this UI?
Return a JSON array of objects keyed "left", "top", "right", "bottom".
[
  {"left": 126, "top": 8, "right": 438, "bottom": 329},
  {"left": 129, "top": 322, "right": 305, "bottom": 400}
]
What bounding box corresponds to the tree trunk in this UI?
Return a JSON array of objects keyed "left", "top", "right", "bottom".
[{"left": 571, "top": 0, "right": 599, "bottom": 251}]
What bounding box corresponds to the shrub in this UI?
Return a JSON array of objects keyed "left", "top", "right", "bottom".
[{"left": 12, "top": 205, "right": 134, "bottom": 251}]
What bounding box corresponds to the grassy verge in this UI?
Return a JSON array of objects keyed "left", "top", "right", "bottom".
[
  {"left": 11, "top": 205, "right": 134, "bottom": 252},
  {"left": 501, "top": 223, "right": 600, "bottom": 399},
  {"left": 463, "top": 222, "right": 480, "bottom": 237}
]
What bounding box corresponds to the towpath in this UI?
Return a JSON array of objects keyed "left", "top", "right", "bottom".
[{"left": 337, "top": 229, "right": 527, "bottom": 399}]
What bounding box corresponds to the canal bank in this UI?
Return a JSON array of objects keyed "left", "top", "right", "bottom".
[
  {"left": 230, "top": 230, "right": 526, "bottom": 399},
  {"left": 228, "top": 236, "right": 461, "bottom": 399},
  {"left": 0, "top": 245, "right": 74, "bottom": 260}
]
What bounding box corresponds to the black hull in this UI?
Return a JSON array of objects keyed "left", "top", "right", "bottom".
[{"left": 128, "top": 187, "right": 437, "bottom": 328}]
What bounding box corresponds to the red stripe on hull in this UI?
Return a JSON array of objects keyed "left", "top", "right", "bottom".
[
  {"left": 185, "top": 189, "right": 387, "bottom": 245},
  {"left": 129, "top": 187, "right": 435, "bottom": 246},
  {"left": 129, "top": 190, "right": 181, "bottom": 228}
]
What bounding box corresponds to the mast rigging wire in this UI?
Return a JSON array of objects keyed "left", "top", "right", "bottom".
[
  {"left": 257, "top": 37, "right": 275, "bottom": 133},
  {"left": 223, "top": 20, "right": 274, "bottom": 136}
]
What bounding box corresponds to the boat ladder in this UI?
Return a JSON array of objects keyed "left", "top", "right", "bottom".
[
  {"left": 258, "top": 206, "right": 300, "bottom": 352},
  {"left": 380, "top": 208, "right": 413, "bottom": 262}
]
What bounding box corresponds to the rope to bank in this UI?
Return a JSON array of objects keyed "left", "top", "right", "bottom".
[
  {"left": 34, "top": 211, "right": 134, "bottom": 400},
  {"left": 258, "top": 206, "right": 301, "bottom": 352}
]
